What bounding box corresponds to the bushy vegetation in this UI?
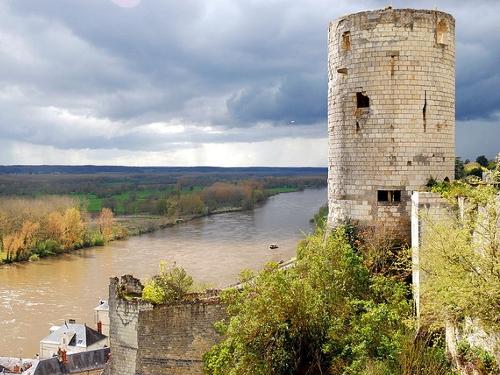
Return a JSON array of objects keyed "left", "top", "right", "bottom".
[
  {"left": 203, "top": 221, "right": 452, "bottom": 374},
  {"left": 423, "top": 178, "right": 500, "bottom": 334},
  {"left": 142, "top": 262, "right": 194, "bottom": 304},
  {"left": 0, "top": 198, "right": 120, "bottom": 264},
  {"left": 424, "top": 163, "right": 499, "bottom": 374},
  {"left": 456, "top": 340, "right": 498, "bottom": 375},
  {"left": 455, "top": 155, "right": 499, "bottom": 180},
  {"left": 309, "top": 204, "right": 328, "bottom": 229}
]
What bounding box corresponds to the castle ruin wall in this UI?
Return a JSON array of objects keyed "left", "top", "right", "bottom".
[
  {"left": 328, "top": 8, "right": 456, "bottom": 235},
  {"left": 108, "top": 276, "right": 225, "bottom": 375}
]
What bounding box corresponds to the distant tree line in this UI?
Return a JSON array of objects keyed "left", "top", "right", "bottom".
[
  {"left": 0, "top": 173, "right": 326, "bottom": 216},
  {"left": 455, "top": 154, "right": 498, "bottom": 180}
]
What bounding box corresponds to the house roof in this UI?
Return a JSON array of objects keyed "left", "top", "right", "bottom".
[
  {"left": 94, "top": 300, "right": 108, "bottom": 312},
  {"left": 40, "top": 323, "right": 106, "bottom": 348},
  {"left": 33, "top": 348, "right": 110, "bottom": 375}
]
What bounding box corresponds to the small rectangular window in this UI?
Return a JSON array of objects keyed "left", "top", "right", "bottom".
[
  {"left": 377, "top": 190, "right": 389, "bottom": 202},
  {"left": 393, "top": 190, "right": 401, "bottom": 202},
  {"left": 377, "top": 190, "right": 401, "bottom": 204},
  {"left": 356, "top": 92, "right": 370, "bottom": 108}
]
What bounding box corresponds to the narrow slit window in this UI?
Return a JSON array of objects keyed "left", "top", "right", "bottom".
[
  {"left": 423, "top": 91, "right": 427, "bottom": 132},
  {"left": 357, "top": 92, "right": 370, "bottom": 108},
  {"left": 377, "top": 190, "right": 401, "bottom": 204},
  {"left": 342, "top": 31, "right": 351, "bottom": 51},
  {"left": 436, "top": 20, "right": 448, "bottom": 45}
]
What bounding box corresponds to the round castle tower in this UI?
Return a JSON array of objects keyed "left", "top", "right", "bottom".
[{"left": 327, "top": 8, "right": 455, "bottom": 233}]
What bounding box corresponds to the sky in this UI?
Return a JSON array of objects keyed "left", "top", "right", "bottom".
[{"left": 0, "top": 0, "right": 498, "bottom": 167}]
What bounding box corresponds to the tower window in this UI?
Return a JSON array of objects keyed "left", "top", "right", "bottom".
[
  {"left": 377, "top": 190, "right": 401, "bottom": 204},
  {"left": 342, "top": 31, "right": 351, "bottom": 50},
  {"left": 356, "top": 92, "right": 370, "bottom": 108},
  {"left": 436, "top": 19, "right": 448, "bottom": 45}
]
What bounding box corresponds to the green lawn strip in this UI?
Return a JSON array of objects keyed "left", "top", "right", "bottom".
[
  {"left": 69, "top": 193, "right": 102, "bottom": 213},
  {"left": 264, "top": 187, "right": 300, "bottom": 195}
]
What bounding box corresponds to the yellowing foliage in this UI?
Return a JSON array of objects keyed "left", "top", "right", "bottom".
[
  {"left": 0, "top": 197, "right": 89, "bottom": 262},
  {"left": 46, "top": 211, "right": 65, "bottom": 241},
  {"left": 98, "top": 208, "right": 114, "bottom": 242},
  {"left": 62, "top": 207, "right": 85, "bottom": 249},
  {"left": 2, "top": 220, "right": 40, "bottom": 261}
]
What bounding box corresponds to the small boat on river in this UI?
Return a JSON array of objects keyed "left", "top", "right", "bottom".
[{"left": 269, "top": 244, "right": 279, "bottom": 249}]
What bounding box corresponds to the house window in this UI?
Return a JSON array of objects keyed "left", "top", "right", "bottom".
[{"left": 377, "top": 190, "right": 401, "bottom": 204}]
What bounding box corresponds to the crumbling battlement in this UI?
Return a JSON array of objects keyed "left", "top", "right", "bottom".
[
  {"left": 327, "top": 8, "right": 455, "bottom": 236},
  {"left": 108, "top": 275, "right": 225, "bottom": 375}
]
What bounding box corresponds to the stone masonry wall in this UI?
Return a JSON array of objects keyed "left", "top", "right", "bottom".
[
  {"left": 136, "top": 302, "right": 226, "bottom": 374},
  {"left": 108, "top": 277, "right": 153, "bottom": 375},
  {"left": 108, "top": 276, "right": 225, "bottom": 375},
  {"left": 328, "top": 8, "right": 455, "bottom": 236}
]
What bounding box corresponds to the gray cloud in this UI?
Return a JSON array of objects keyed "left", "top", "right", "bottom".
[{"left": 0, "top": 0, "right": 498, "bottom": 164}]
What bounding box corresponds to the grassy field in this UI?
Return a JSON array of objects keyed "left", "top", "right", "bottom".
[
  {"left": 72, "top": 186, "right": 205, "bottom": 214},
  {"left": 62, "top": 186, "right": 303, "bottom": 214},
  {"left": 264, "top": 187, "right": 301, "bottom": 195}
]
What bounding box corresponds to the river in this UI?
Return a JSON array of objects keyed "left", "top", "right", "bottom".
[{"left": 0, "top": 188, "right": 326, "bottom": 357}]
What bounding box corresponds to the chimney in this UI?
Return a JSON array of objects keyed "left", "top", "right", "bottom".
[{"left": 68, "top": 319, "right": 76, "bottom": 324}]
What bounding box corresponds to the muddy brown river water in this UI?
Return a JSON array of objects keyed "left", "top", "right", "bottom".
[{"left": 0, "top": 188, "right": 326, "bottom": 357}]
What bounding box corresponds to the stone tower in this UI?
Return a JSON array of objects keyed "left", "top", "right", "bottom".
[{"left": 327, "top": 8, "right": 455, "bottom": 234}]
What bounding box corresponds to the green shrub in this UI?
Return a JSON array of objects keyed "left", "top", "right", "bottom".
[
  {"left": 395, "top": 331, "right": 452, "bottom": 375},
  {"left": 142, "top": 262, "right": 193, "bottom": 305},
  {"left": 82, "top": 231, "right": 105, "bottom": 247},
  {"left": 204, "top": 227, "right": 414, "bottom": 375},
  {"left": 142, "top": 280, "right": 167, "bottom": 304},
  {"left": 92, "top": 232, "right": 105, "bottom": 246},
  {"left": 456, "top": 339, "right": 498, "bottom": 374},
  {"left": 34, "top": 239, "right": 61, "bottom": 256},
  {"left": 310, "top": 204, "right": 328, "bottom": 229}
]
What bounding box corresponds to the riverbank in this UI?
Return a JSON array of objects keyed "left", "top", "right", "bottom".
[
  {"left": 0, "top": 206, "right": 246, "bottom": 266},
  {"left": 0, "top": 188, "right": 327, "bottom": 356},
  {"left": 110, "top": 206, "right": 245, "bottom": 237},
  {"left": 93, "top": 187, "right": 303, "bottom": 237},
  {"left": 0, "top": 189, "right": 300, "bottom": 266}
]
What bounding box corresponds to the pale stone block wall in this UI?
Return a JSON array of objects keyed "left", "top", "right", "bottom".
[{"left": 328, "top": 8, "right": 456, "bottom": 235}]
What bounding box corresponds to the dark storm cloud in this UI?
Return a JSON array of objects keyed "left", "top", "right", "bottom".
[
  {"left": 227, "top": 74, "right": 326, "bottom": 125},
  {"left": 0, "top": 0, "right": 499, "bottom": 160}
]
